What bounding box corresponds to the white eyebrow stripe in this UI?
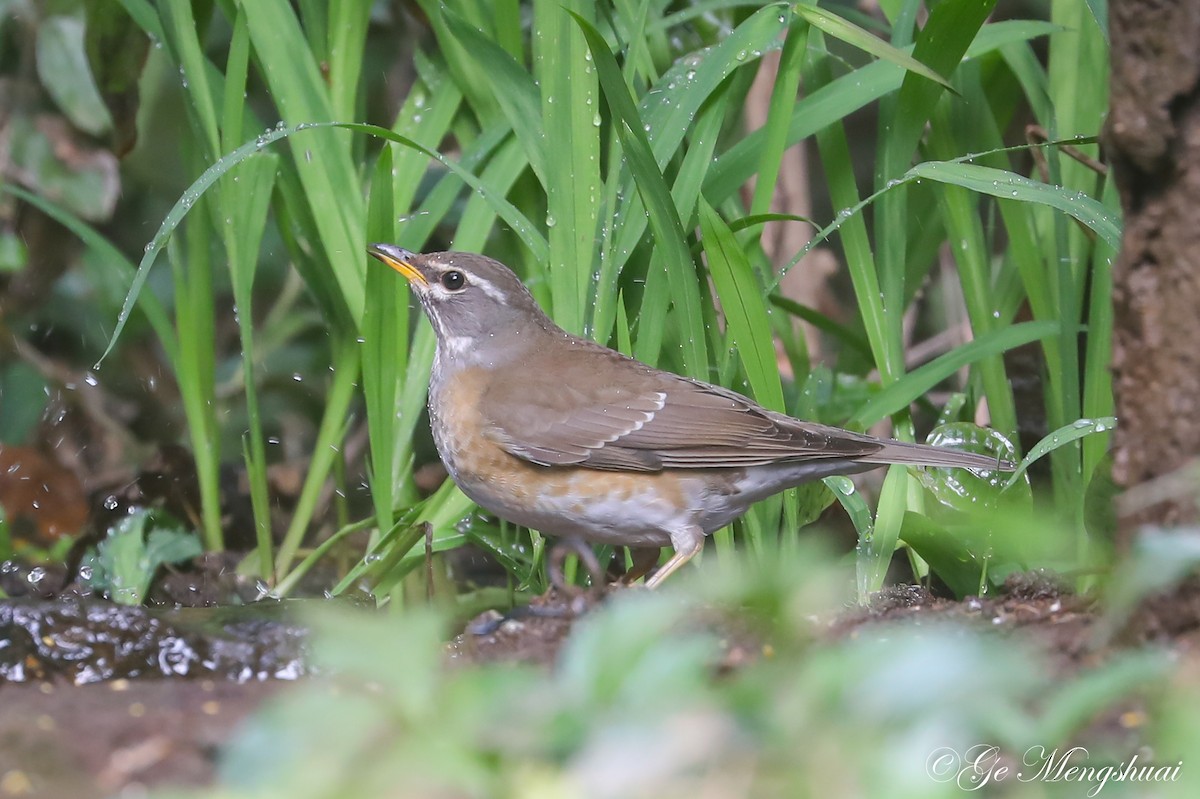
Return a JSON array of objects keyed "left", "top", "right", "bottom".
[
  {"left": 425, "top": 256, "right": 509, "bottom": 304},
  {"left": 468, "top": 274, "right": 508, "bottom": 303}
]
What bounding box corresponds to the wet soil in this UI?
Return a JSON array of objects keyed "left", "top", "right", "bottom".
[
  {"left": 3, "top": 574, "right": 1199, "bottom": 798},
  {"left": 447, "top": 573, "right": 1200, "bottom": 672},
  {"left": 0, "top": 679, "right": 285, "bottom": 799}
]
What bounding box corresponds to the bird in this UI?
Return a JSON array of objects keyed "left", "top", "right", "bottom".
[{"left": 367, "top": 244, "right": 1013, "bottom": 588}]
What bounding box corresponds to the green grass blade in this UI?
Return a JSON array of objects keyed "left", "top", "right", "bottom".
[
  {"left": 699, "top": 199, "right": 783, "bottom": 411},
  {"left": 101, "top": 121, "right": 547, "bottom": 363},
  {"left": 926, "top": 109, "right": 1017, "bottom": 436},
  {"left": 873, "top": 0, "right": 995, "bottom": 394},
  {"left": 160, "top": 0, "right": 220, "bottom": 157},
  {"left": 239, "top": 0, "right": 364, "bottom": 319},
  {"left": 452, "top": 136, "right": 533, "bottom": 254},
  {"left": 608, "top": 5, "right": 790, "bottom": 274},
  {"left": 442, "top": 7, "right": 546, "bottom": 183},
  {"left": 338, "top": 123, "right": 547, "bottom": 261},
  {"left": 222, "top": 151, "right": 278, "bottom": 577},
  {"left": 492, "top": 0, "right": 523, "bottom": 58},
  {"left": 858, "top": 466, "right": 908, "bottom": 600},
  {"left": 775, "top": 144, "right": 1118, "bottom": 292},
  {"left": 413, "top": 0, "right": 501, "bottom": 123},
  {"left": 171, "top": 214, "right": 222, "bottom": 551},
  {"left": 220, "top": 7, "right": 251, "bottom": 151},
  {"left": 363, "top": 146, "right": 403, "bottom": 538},
  {"left": 849, "top": 321, "right": 1060, "bottom": 429},
  {"left": 1081, "top": 184, "right": 1118, "bottom": 480},
  {"left": 274, "top": 337, "right": 360, "bottom": 576},
  {"left": 327, "top": 0, "right": 371, "bottom": 123},
  {"left": 748, "top": 16, "right": 807, "bottom": 221},
  {"left": 536, "top": 0, "right": 601, "bottom": 334},
  {"left": 391, "top": 126, "right": 509, "bottom": 251},
  {"left": 793, "top": 4, "right": 953, "bottom": 91},
  {"left": 909, "top": 161, "right": 1120, "bottom": 250},
  {"left": 116, "top": 0, "right": 164, "bottom": 40},
  {"left": 768, "top": 294, "right": 872, "bottom": 361},
  {"left": 572, "top": 12, "right": 707, "bottom": 375},
  {"left": 1004, "top": 418, "right": 1116, "bottom": 491},
  {"left": 390, "top": 58, "right": 460, "bottom": 204},
  {"left": 804, "top": 34, "right": 891, "bottom": 382},
  {"left": 704, "top": 19, "right": 1057, "bottom": 205},
  {"left": 1082, "top": 0, "right": 1108, "bottom": 41}
]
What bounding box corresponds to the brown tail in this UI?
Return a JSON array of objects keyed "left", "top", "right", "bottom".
[{"left": 862, "top": 439, "right": 1015, "bottom": 471}]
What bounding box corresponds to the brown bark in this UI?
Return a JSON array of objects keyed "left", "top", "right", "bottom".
[{"left": 1107, "top": 1, "right": 1200, "bottom": 540}]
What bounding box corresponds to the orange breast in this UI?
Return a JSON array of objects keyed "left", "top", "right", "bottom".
[{"left": 428, "top": 366, "right": 690, "bottom": 541}]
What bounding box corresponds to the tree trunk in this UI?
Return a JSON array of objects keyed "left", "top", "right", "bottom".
[{"left": 1107, "top": 2, "right": 1200, "bottom": 543}]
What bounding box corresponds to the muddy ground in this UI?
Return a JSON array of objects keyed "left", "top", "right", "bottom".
[{"left": 3, "top": 572, "right": 1197, "bottom": 799}]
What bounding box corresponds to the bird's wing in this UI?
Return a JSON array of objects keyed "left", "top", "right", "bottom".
[{"left": 481, "top": 348, "right": 882, "bottom": 471}]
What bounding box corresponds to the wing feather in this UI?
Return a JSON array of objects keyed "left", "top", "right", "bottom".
[{"left": 482, "top": 344, "right": 882, "bottom": 471}]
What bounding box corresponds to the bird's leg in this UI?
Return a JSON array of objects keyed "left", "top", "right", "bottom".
[
  {"left": 476, "top": 538, "right": 602, "bottom": 622},
  {"left": 547, "top": 537, "right": 607, "bottom": 592},
  {"left": 644, "top": 525, "right": 704, "bottom": 589},
  {"left": 619, "top": 546, "right": 662, "bottom": 585},
  {"left": 471, "top": 538, "right": 604, "bottom": 629}
]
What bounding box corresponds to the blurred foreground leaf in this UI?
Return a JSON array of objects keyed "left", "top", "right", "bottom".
[{"left": 148, "top": 548, "right": 1176, "bottom": 799}]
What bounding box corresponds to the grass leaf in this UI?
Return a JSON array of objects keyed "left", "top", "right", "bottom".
[
  {"left": 849, "top": 321, "right": 1060, "bottom": 428},
  {"left": 793, "top": 4, "right": 953, "bottom": 91},
  {"left": 910, "top": 161, "right": 1121, "bottom": 250},
  {"left": 699, "top": 199, "right": 783, "bottom": 411}
]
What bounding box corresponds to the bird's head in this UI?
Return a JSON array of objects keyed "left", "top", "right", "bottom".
[{"left": 367, "top": 244, "right": 556, "bottom": 358}]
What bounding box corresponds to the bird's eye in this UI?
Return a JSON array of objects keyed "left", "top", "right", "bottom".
[{"left": 441, "top": 270, "right": 466, "bottom": 291}]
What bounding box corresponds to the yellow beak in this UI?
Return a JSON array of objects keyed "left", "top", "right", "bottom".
[{"left": 367, "top": 243, "right": 428, "bottom": 286}]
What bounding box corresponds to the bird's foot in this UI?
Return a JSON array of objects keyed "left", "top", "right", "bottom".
[
  {"left": 464, "top": 541, "right": 610, "bottom": 636},
  {"left": 464, "top": 585, "right": 603, "bottom": 635},
  {"left": 616, "top": 546, "right": 663, "bottom": 586},
  {"left": 546, "top": 538, "right": 609, "bottom": 594}
]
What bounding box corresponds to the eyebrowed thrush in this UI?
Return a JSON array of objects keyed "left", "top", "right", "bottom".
[{"left": 368, "top": 244, "right": 1012, "bottom": 587}]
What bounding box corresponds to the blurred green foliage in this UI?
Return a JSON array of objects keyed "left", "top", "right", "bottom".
[{"left": 150, "top": 540, "right": 1198, "bottom": 799}]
